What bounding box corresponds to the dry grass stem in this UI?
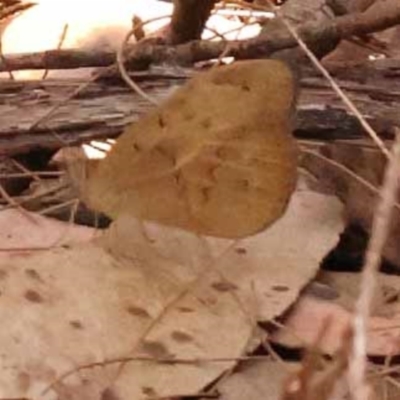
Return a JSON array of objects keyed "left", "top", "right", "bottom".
[
  {"left": 301, "top": 147, "right": 400, "bottom": 213},
  {"left": 10, "top": 158, "right": 41, "bottom": 182},
  {"left": 214, "top": 4, "right": 257, "bottom": 64},
  {"left": 43, "top": 353, "right": 274, "bottom": 396},
  {"left": 349, "top": 131, "right": 400, "bottom": 400},
  {"left": 0, "top": 171, "right": 63, "bottom": 179},
  {"left": 0, "top": 182, "right": 37, "bottom": 223},
  {"left": 207, "top": 20, "right": 259, "bottom": 41},
  {"left": 270, "top": 1, "right": 390, "bottom": 158},
  {"left": 42, "top": 23, "right": 69, "bottom": 80},
  {"left": 28, "top": 73, "right": 103, "bottom": 131},
  {"left": 38, "top": 198, "right": 78, "bottom": 216},
  {"left": 117, "top": 15, "right": 170, "bottom": 105},
  {"left": 233, "top": 0, "right": 390, "bottom": 158},
  {"left": 0, "top": 182, "right": 68, "bottom": 213}
]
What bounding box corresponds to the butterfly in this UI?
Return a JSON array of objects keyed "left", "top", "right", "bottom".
[{"left": 84, "top": 59, "right": 298, "bottom": 238}]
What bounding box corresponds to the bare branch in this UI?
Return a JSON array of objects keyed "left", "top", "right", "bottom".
[{"left": 167, "top": 0, "right": 218, "bottom": 44}]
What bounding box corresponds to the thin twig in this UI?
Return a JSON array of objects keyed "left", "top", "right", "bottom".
[
  {"left": 215, "top": 5, "right": 253, "bottom": 65},
  {"left": 0, "top": 245, "right": 65, "bottom": 252},
  {"left": 384, "top": 376, "right": 400, "bottom": 391},
  {"left": 41, "top": 233, "right": 259, "bottom": 396},
  {"left": 146, "top": 391, "right": 219, "bottom": 400},
  {"left": 0, "top": 181, "right": 37, "bottom": 223},
  {"left": 117, "top": 16, "right": 171, "bottom": 106},
  {"left": 0, "top": 182, "right": 68, "bottom": 212},
  {"left": 207, "top": 20, "right": 260, "bottom": 41},
  {"left": 10, "top": 158, "right": 41, "bottom": 182},
  {"left": 0, "top": 2, "right": 36, "bottom": 81},
  {"left": 300, "top": 147, "right": 400, "bottom": 213},
  {"left": 42, "top": 23, "right": 69, "bottom": 80},
  {"left": 28, "top": 73, "right": 102, "bottom": 131},
  {"left": 274, "top": 2, "right": 390, "bottom": 157},
  {"left": 0, "top": 171, "right": 63, "bottom": 179},
  {"left": 234, "top": 0, "right": 391, "bottom": 158},
  {"left": 0, "top": 51, "right": 14, "bottom": 80},
  {"left": 42, "top": 353, "right": 272, "bottom": 395},
  {"left": 30, "top": 14, "right": 172, "bottom": 130},
  {"left": 349, "top": 131, "right": 400, "bottom": 400},
  {"left": 38, "top": 198, "right": 78, "bottom": 216}
]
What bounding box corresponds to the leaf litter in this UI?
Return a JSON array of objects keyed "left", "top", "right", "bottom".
[
  {"left": 0, "top": 60, "right": 344, "bottom": 399},
  {"left": 272, "top": 270, "right": 400, "bottom": 357},
  {"left": 0, "top": 209, "right": 95, "bottom": 252},
  {"left": 0, "top": 187, "right": 343, "bottom": 399}
]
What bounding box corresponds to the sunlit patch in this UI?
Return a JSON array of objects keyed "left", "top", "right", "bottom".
[
  {"left": 3, "top": 0, "right": 172, "bottom": 54},
  {"left": 369, "top": 53, "right": 386, "bottom": 61},
  {"left": 82, "top": 144, "right": 105, "bottom": 160},
  {"left": 89, "top": 140, "right": 113, "bottom": 152},
  {"left": 1, "top": 0, "right": 268, "bottom": 80},
  {"left": 220, "top": 57, "right": 235, "bottom": 64},
  {"left": 82, "top": 140, "right": 113, "bottom": 159},
  {"left": 2, "top": 0, "right": 173, "bottom": 79}
]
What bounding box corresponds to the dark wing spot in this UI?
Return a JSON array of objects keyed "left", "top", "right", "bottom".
[
  {"left": 201, "top": 118, "right": 212, "bottom": 129},
  {"left": 133, "top": 142, "right": 141, "bottom": 151},
  {"left": 158, "top": 114, "right": 166, "bottom": 128}
]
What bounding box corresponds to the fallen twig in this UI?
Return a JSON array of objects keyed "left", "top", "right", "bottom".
[{"left": 349, "top": 130, "right": 400, "bottom": 400}]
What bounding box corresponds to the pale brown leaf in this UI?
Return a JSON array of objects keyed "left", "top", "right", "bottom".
[{"left": 0, "top": 188, "right": 342, "bottom": 399}]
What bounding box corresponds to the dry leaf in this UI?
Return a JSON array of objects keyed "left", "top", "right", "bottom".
[
  {"left": 272, "top": 271, "right": 400, "bottom": 356},
  {"left": 281, "top": 327, "right": 351, "bottom": 400},
  {"left": 215, "top": 360, "right": 300, "bottom": 400},
  {"left": 271, "top": 295, "right": 352, "bottom": 355},
  {"left": 302, "top": 142, "right": 400, "bottom": 269},
  {"left": 0, "top": 209, "right": 95, "bottom": 250},
  {"left": 85, "top": 60, "right": 298, "bottom": 238},
  {"left": 0, "top": 189, "right": 342, "bottom": 399}
]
